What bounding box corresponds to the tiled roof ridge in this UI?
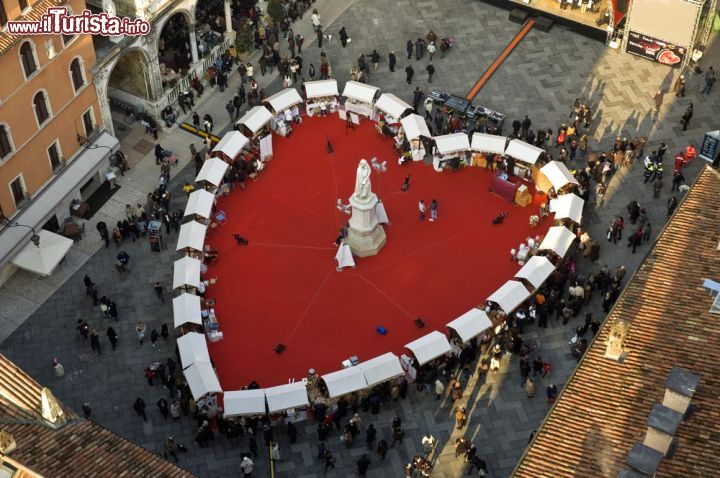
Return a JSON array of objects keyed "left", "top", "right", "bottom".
[{"left": 0, "top": 0, "right": 67, "bottom": 56}]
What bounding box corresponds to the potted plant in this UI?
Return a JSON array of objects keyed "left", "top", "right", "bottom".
[
  {"left": 266, "top": 0, "right": 285, "bottom": 26},
  {"left": 235, "top": 18, "right": 254, "bottom": 61}
]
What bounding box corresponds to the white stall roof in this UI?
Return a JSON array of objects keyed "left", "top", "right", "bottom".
[
  {"left": 322, "top": 367, "right": 368, "bottom": 398},
  {"left": 265, "top": 88, "right": 303, "bottom": 113},
  {"left": 540, "top": 161, "right": 579, "bottom": 192},
  {"left": 342, "top": 81, "right": 380, "bottom": 104},
  {"left": 446, "top": 308, "right": 493, "bottom": 343},
  {"left": 358, "top": 353, "right": 405, "bottom": 387},
  {"left": 487, "top": 280, "right": 531, "bottom": 314},
  {"left": 173, "top": 256, "right": 202, "bottom": 289},
  {"left": 305, "top": 79, "right": 339, "bottom": 99},
  {"left": 176, "top": 221, "right": 207, "bottom": 252},
  {"left": 223, "top": 389, "right": 266, "bottom": 417},
  {"left": 539, "top": 226, "right": 576, "bottom": 257},
  {"left": 405, "top": 331, "right": 452, "bottom": 365},
  {"left": 184, "top": 189, "right": 215, "bottom": 220},
  {"left": 505, "top": 139, "right": 544, "bottom": 165},
  {"left": 434, "top": 133, "right": 470, "bottom": 155},
  {"left": 400, "top": 114, "right": 431, "bottom": 140},
  {"left": 514, "top": 256, "right": 556, "bottom": 289},
  {"left": 211, "top": 131, "right": 249, "bottom": 160},
  {"left": 236, "top": 106, "right": 274, "bottom": 135},
  {"left": 177, "top": 332, "right": 210, "bottom": 369},
  {"left": 184, "top": 361, "right": 222, "bottom": 399},
  {"left": 550, "top": 193, "right": 584, "bottom": 224},
  {"left": 471, "top": 133, "right": 508, "bottom": 155},
  {"left": 264, "top": 382, "right": 310, "bottom": 412},
  {"left": 195, "top": 157, "right": 229, "bottom": 187},
  {"left": 172, "top": 293, "right": 202, "bottom": 328},
  {"left": 375, "top": 93, "right": 412, "bottom": 119},
  {"left": 10, "top": 230, "right": 73, "bottom": 277}
]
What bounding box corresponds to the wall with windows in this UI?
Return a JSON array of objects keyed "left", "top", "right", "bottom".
[{"left": 0, "top": 0, "right": 104, "bottom": 217}]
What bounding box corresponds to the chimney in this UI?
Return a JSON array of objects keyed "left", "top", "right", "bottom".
[
  {"left": 0, "top": 430, "right": 16, "bottom": 455},
  {"left": 643, "top": 404, "right": 682, "bottom": 455},
  {"left": 625, "top": 443, "right": 664, "bottom": 477},
  {"left": 40, "top": 387, "right": 66, "bottom": 429},
  {"left": 605, "top": 318, "right": 631, "bottom": 361},
  {"left": 662, "top": 367, "right": 699, "bottom": 416}
]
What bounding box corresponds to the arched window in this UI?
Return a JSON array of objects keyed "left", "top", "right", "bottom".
[
  {"left": 20, "top": 41, "right": 37, "bottom": 77},
  {"left": 70, "top": 58, "right": 84, "bottom": 91},
  {"left": 33, "top": 91, "right": 50, "bottom": 125},
  {"left": 0, "top": 125, "right": 12, "bottom": 160}
]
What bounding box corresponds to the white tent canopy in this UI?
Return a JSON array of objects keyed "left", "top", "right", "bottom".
[
  {"left": 177, "top": 332, "right": 211, "bottom": 369},
  {"left": 322, "top": 367, "right": 368, "bottom": 398},
  {"left": 265, "top": 88, "right": 303, "bottom": 113},
  {"left": 550, "top": 193, "right": 584, "bottom": 224},
  {"left": 184, "top": 361, "right": 222, "bottom": 399},
  {"left": 405, "top": 331, "right": 452, "bottom": 365},
  {"left": 173, "top": 256, "right": 202, "bottom": 289},
  {"left": 487, "top": 280, "right": 531, "bottom": 313},
  {"left": 223, "top": 389, "right": 266, "bottom": 417},
  {"left": 304, "top": 79, "right": 339, "bottom": 99},
  {"left": 434, "top": 133, "right": 470, "bottom": 155},
  {"left": 540, "top": 161, "right": 579, "bottom": 192},
  {"left": 211, "top": 131, "right": 249, "bottom": 160},
  {"left": 172, "top": 293, "right": 202, "bottom": 328},
  {"left": 195, "top": 157, "right": 229, "bottom": 187},
  {"left": 539, "top": 226, "right": 576, "bottom": 257},
  {"left": 446, "top": 308, "right": 493, "bottom": 342},
  {"left": 375, "top": 93, "right": 412, "bottom": 119},
  {"left": 471, "top": 133, "right": 508, "bottom": 155},
  {"left": 358, "top": 353, "right": 405, "bottom": 387},
  {"left": 400, "top": 114, "right": 431, "bottom": 140},
  {"left": 10, "top": 230, "right": 73, "bottom": 277},
  {"left": 176, "top": 221, "right": 207, "bottom": 252},
  {"left": 184, "top": 189, "right": 215, "bottom": 220},
  {"left": 236, "top": 106, "right": 274, "bottom": 135},
  {"left": 342, "top": 81, "right": 379, "bottom": 104},
  {"left": 514, "top": 256, "right": 556, "bottom": 289},
  {"left": 505, "top": 139, "right": 544, "bottom": 165},
  {"left": 264, "top": 382, "right": 310, "bottom": 412}
]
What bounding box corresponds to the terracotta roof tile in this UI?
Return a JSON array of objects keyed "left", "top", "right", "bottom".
[
  {"left": 0, "top": 0, "right": 65, "bottom": 56},
  {"left": 513, "top": 166, "right": 720, "bottom": 478}
]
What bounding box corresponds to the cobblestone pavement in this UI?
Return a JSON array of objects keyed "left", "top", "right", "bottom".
[{"left": 1, "top": 0, "right": 718, "bottom": 476}]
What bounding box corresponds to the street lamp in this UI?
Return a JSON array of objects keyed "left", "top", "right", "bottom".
[
  {"left": 371, "top": 157, "right": 387, "bottom": 196},
  {"left": 1, "top": 217, "right": 40, "bottom": 247}
]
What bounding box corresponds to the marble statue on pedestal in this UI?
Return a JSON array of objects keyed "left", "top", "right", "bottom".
[
  {"left": 353, "top": 159, "right": 372, "bottom": 203},
  {"left": 346, "top": 159, "right": 387, "bottom": 257}
]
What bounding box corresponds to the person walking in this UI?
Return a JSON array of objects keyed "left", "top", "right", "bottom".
[
  {"left": 371, "top": 49, "right": 380, "bottom": 70},
  {"left": 192, "top": 111, "right": 200, "bottom": 130},
  {"left": 82, "top": 402, "right": 92, "bottom": 418},
  {"left": 671, "top": 170, "right": 685, "bottom": 191},
  {"left": 77, "top": 318, "right": 90, "bottom": 340},
  {"left": 673, "top": 74, "right": 686, "bottom": 97},
  {"left": 391, "top": 425, "right": 405, "bottom": 446},
  {"left": 426, "top": 63, "right": 435, "bottom": 83},
  {"left": 702, "top": 66, "right": 716, "bottom": 94},
  {"left": 106, "top": 326, "right": 118, "bottom": 351},
  {"left": 667, "top": 196, "right": 678, "bottom": 217},
  {"left": 405, "top": 64, "right": 414, "bottom": 84},
  {"left": 90, "top": 329, "right": 101, "bottom": 355},
  {"left": 225, "top": 100, "right": 234, "bottom": 121},
  {"left": 157, "top": 398, "right": 169, "bottom": 420},
  {"left": 339, "top": 26, "right": 349, "bottom": 47},
  {"left": 324, "top": 451, "right": 336, "bottom": 472},
  {"left": 406, "top": 39, "right": 413, "bottom": 59},
  {"left": 418, "top": 199, "right": 426, "bottom": 220},
  {"left": 316, "top": 26, "right": 323, "bottom": 48},
  {"left": 133, "top": 397, "right": 147, "bottom": 422},
  {"left": 427, "top": 41, "right": 436, "bottom": 61},
  {"left": 429, "top": 199, "right": 438, "bottom": 221},
  {"left": 136, "top": 321, "right": 146, "bottom": 345},
  {"left": 357, "top": 455, "right": 371, "bottom": 476},
  {"left": 681, "top": 103, "right": 693, "bottom": 130},
  {"left": 165, "top": 436, "right": 179, "bottom": 462},
  {"left": 240, "top": 456, "right": 254, "bottom": 477},
  {"left": 377, "top": 439, "right": 389, "bottom": 460},
  {"left": 150, "top": 329, "right": 161, "bottom": 350},
  {"left": 389, "top": 51, "right": 396, "bottom": 72},
  {"left": 154, "top": 282, "right": 165, "bottom": 303}
]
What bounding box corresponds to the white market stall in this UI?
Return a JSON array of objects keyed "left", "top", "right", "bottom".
[
  {"left": 223, "top": 389, "right": 266, "bottom": 417},
  {"left": 398, "top": 114, "right": 432, "bottom": 161},
  {"left": 265, "top": 382, "right": 310, "bottom": 413},
  {"left": 538, "top": 160, "right": 579, "bottom": 193},
  {"left": 195, "top": 157, "right": 229, "bottom": 192},
  {"left": 177, "top": 332, "right": 211, "bottom": 369},
  {"left": 550, "top": 193, "right": 584, "bottom": 225},
  {"left": 210, "top": 131, "right": 249, "bottom": 162},
  {"left": 341, "top": 81, "right": 379, "bottom": 120},
  {"left": 322, "top": 367, "right": 368, "bottom": 398},
  {"left": 10, "top": 230, "right": 73, "bottom": 277},
  {"left": 263, "top": 88, "right": 303, "bottom": 136},
  {"left": 375, "top": 93, "right": 412, "bottom": 125},
  {"left": 433, "top": 133, "right": 470, "bottom": 172},
  {"left": 470, "top": 133, "right": 507, "bottom": 168},
  {"left": 358, "top": 353, "right": 405, "bottom": 387},
  {"left": 236, "top": 106, "right": 274, "bottom": 139},
  {"left": 405, "top": 331, "right": 452, "bottom": 365},
  {"left": 446, "top": 308, "right": 493, "bottom": 343},
  {"left": 304, "top": 79, "right": 339, "bottom": 116},
  {"left": 176, "top": 220, "right": 207, "bottom": 253},
  {"left": 173, "top": 256, "right": 202, "bottom": 291},
  {"left": 184, "top": 189, "right": 216, "bottom": 221},
  {"left": 184, "top": 361, "right": 222, "bottom": 399},
  {"left": 538, "top": 225, "right": 576, "bottom": 258},
  {"left": 514, "top": 255, "right": 556, "bottom": 290},
  {"left": 487, "top": 280, "right": 531, "bottom": 314},
  {"left": 172, "top": 293, "right": 203, "bottom": 328},
  {"left": 505, "top": 139, "right": 544, "bottom": 180}
]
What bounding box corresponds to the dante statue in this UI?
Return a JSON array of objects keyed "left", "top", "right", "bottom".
[
  {"left": 353, "top": 159, "right": 372, "bottom": 201},
  {"left": 102, "top": 0, "right": 116, "bottom": 17}
]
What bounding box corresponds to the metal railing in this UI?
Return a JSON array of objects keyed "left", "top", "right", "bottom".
[{"left": 166, "top": 36, "right": 233, "bottom": 106}]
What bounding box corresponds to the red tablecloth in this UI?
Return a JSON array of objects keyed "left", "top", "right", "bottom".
[{"left": 490, "top": 174, "right": 518, "bottom": 202}]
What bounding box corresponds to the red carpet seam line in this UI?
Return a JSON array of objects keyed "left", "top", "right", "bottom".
[
  {"left": 247, "top": 242, "right": 335, "bottom": 251},
  {"left": 283, "top": 269, "right": 335, "bottom": 342},
  {"left": 351, "top": 273, "right": 416, "bottom": 319}
]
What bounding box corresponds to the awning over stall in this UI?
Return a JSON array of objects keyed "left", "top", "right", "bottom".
[
  {"left": 550, "top": 193, "right": 584, "bottom": 224},
  {"left": 304, "top": 79, "right": 339, "bottom": 99},
  {"left": 184, "top": 361, "right": 222, "bottom": 399},
  {"left": 400, "top": 114, "right": 431, "bottom": 140},
  {"left": 539, "top": 161, "right": 579, "bottom": 192},
  {"left": 358, "top": 353, "right": 404, "bottom": 387},
  {"left": 434, "top": 133, "right": 470, "bottom": 155},
  {"left": 177, "top": 332, "right": 211, "bottom": 369},
  {"left": 184, "top": 189, "right": 215, "bottom": 220},
  {"left": 211, "top": 131, "right": 249, "bottom": 160},
  {"left": 471, "top": 133, "right": 508, "bottom": 155},
  {"left": 405, "top": 331, "right": 452, "bottom": 365},
  {"left": 538, "top": 226, "right": 576, "bottom": 257},
  {"left": 505, "top": 139, "right": 544, "bottom": 165},
  {"left": 264, "top": 382, "right": 310, "bottom": 412},
  {"left": 446, "top": 308, "right": 493, "bottom": 342},
  {"left": 322, "top": 367, "right": 368, "bottom": 398},
  {"left": 223, "top": 389, "right": 266, "bottom": 417},
  {"left": 173, "top": 256, "right": 202, "bottom": 290},
  {"left": 176, "top": 221, "right": 207, "bottom": 252},
  {"left": 172, "top": 293, "right": 202, "bottom": 328},
  {"left": 342, "top": 81, "right": 380, "bottom": 104},
  {"left": 514, "top": 256, "right": 556, "bottom": 289},
  {"left": 265, "top": 88, "right": 303, "bottom": 113},
  {"left": 10, "top": 230, "right": 73, "bottom": 277},
  {"left": 374, "top": 93, "right": 412, "bottom": 119},
  {"left": 487, "top": 280, "right": 531, "bottom": 313},
  {"left": 236, "top": 106, "right": 274, "bottom": 135},
  {"left": 195, "top": 157, "right": 229, "bottom": 187}
]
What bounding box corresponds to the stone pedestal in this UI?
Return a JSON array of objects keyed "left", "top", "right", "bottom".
[{"left": 347, "top": 193, "right": 387, "bottom": 257}]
